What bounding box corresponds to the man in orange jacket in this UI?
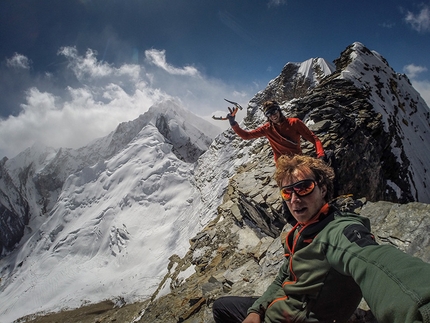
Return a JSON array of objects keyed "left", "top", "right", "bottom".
[{"left": 228, "top": 100, "right": 325, "bottom": 162}]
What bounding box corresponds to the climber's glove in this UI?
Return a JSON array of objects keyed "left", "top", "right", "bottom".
[{"left": 227, "top": 113, "right": 237, "bottom": 126}]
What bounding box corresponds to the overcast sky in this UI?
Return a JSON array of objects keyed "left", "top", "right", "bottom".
[{"left": 1, "top": 0, "right": 429, "bottom": 159}]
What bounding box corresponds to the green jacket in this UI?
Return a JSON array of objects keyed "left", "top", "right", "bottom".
[{"left": 248, "top": 204, "right": 430, "bottom": 323}]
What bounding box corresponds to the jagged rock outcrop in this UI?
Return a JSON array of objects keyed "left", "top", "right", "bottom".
[
  {"left": 0, "top": 160, "right": 30, "bottom": 256},
  {"left": 244, "top": 42, "right": 429, "bottom": 204},
  {"left": 251, "top": 57, "right": 336, "bottom": 105}
]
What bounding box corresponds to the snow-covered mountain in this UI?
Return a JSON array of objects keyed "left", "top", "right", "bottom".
[
  {"left": 0, "top": 42, "right": 429, "bottom": 323},
  {"left": 0, "top": 99, "right": 223, "bottom": 322}
]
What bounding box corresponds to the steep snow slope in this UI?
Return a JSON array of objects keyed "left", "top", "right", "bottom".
[{"left": 297, "top": 57, "right": 335, "bottom": 84}]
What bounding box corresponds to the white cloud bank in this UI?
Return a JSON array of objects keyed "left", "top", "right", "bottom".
[
  {"left": 0, "top": 49, "right": 252, "bottom": 159},
  {"left": 0, "top": 49, "right": 165, "bottom": 159}
]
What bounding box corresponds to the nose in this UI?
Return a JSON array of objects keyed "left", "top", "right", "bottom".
[{"left": 289, "top": 191, "right": 301, "bottom": 202}]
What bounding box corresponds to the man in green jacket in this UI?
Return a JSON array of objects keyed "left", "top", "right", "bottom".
[{"left": 213, "top": 155, "right": 430, "bottom": 323}]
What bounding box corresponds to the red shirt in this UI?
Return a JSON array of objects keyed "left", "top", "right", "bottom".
[{"left": 232, "top": 117, "right": 325, "bottom": 162}]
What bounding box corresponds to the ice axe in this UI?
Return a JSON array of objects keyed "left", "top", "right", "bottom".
[{"left": 212, "top": 99, "right": 243, "bottom": 120}]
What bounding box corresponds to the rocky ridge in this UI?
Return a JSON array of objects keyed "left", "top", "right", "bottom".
[
  {"left": 135, "top": 42, "right": 430, "bottom": 322},
  {"left": 137, "top": 161, "right": 430, "bottom": 323}
]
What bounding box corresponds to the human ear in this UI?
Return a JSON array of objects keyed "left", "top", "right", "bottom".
[{"left": 320, "top": 184, "right": 327, "bottom": 199}]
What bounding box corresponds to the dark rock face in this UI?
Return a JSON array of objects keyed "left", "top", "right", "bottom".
[
  {"left": 0, "top": 161, "right": 30, "bottom": 255},
  {"left": 0, "top": 205, "right": 27, "bottom": 254},
  {"left": 251, "top": 58, "right": 334, "bottom": 105},
  {"left": 294, "top": 78, "right": 402, "bottom": 203},
  {"left": 155, "top": 114, "right": 211, "bottom": 163}
]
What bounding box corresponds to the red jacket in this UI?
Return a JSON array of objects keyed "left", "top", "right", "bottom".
[{"left": 232, "top": 117, "right": 324, "bottom": 162}]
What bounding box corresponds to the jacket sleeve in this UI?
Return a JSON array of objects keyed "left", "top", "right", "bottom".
[
  {"left": 247, "top": 258, "right": 290, "bottom": 317},
  {"left": 231, "top": 123, "right": 268, "bottom": 140},
  {"left": 322, "top": 219, "right": 430, "bottom": 323},
  {"left": 292, "top": 119, "right": 325, "bottom": 158}
]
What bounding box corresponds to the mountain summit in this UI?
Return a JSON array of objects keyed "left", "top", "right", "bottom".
[{"left": 0, "top": 42, "right": 430, "bottom": 323}]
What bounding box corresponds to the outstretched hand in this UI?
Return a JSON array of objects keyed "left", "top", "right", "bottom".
[{"left": 227, "top": 107, "right": 237, "bottom": 126}]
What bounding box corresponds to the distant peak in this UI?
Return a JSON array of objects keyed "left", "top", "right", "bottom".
[
  {"left": 250, "top": 57, "right": 335, "bottom": 105},
  {"left": 296, "top": 58, "right": 335, "bottom": 83}
]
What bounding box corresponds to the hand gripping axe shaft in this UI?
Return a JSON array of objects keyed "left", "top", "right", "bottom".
[{"left": 212, "top": 99, "right": 243, "bottom": 120}]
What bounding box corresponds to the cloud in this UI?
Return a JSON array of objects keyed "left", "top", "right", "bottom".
[
  {"left": 0, "top": 74, "right": 166, "bottom": 159},
  {"left": 0, "top": 48, "right": 253, "bottom": 159},
  {"left": 6, "top": 53, "right": 31, "bottom": 69},
  {"left": 403, "top": 64, "right": 428, "bottom": 79},
  {"left": 411, "top": 79, "right": 430, "bottom": 108},
  {"left": 144, "top": 49, "right": 200, "bottom": 77},
  {"left": 405, "top": 5, "right": 430, "bottom": 32},
  {"left": 404, "top": 63, "right": 430, "bottom": 108},
  {"left": 59, "top": 47, "right": 141, "bottom": 83}
]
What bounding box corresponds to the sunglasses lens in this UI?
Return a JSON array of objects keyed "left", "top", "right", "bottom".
[
  {"left": 280, "top": 180, "right": 316, "bottom": 201},
  {"left": 280, "top": 188, "right": 293, "bottom": 201},
  {"left": 265, "top": 108, "right": 277, "bottom": 117},
  {"left": 295, "top": 181, "right": 315, "bottom": 196}
]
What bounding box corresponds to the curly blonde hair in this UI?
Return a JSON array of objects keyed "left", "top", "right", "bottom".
[{"left": 274, "top": 155, "right": 335, "bottom": 202}]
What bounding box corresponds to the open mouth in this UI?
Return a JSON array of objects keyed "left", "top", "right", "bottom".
[{"left": 294, "top": 207, "right": 307, "bottom": 214}]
